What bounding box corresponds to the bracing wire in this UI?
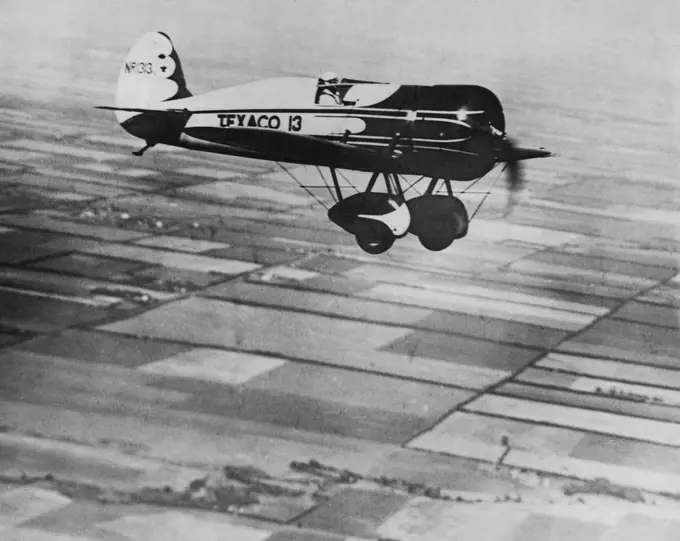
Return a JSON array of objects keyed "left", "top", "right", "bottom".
[
  {"left": 467, "top": 168, "right": 504, "bottom": 221},
  {"left": 276, "top": 159, "right": 502, "bottom": 221},
  {"left": 337, "top": 170, "right": 361, "bottom": 194},
  {"left": 402, "top": 175, "right": 425, "bottom": 196},
  {"left": 276, "top": 162, "right": 329, "bottom": 210},
  {"left": 468, "top": 194, "right": 491, "bottom": 221},
  {"left": 460, "top": 175, "right": 486, "bottom": 194},
  {"left": 315, "top": 166, "right": 336, "bottom": 202}
]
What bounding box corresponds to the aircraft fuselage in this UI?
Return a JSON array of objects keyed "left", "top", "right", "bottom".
[{"left": 119, "top": 78, "right": 507, "bottom": 180}]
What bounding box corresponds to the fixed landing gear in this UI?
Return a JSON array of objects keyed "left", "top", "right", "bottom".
[
  {"left": 325, "top": 165, "right": 469, "bottom": 254},
  {"left": 416, "top": 216, "right": 466, "bottom": 251},
  {"left": 407, "top": 195, "right": 469, "bottom": 252},
  {"left": 328, "top": 191, "right": 408, "bottom": 254},
  {"left": 327, "top": 158, "right": 411, "bottom": 254},
  {"left": 406, "top": 178, "right": 469, "bottom": 251},
  {"left": 418, "top": 220, "right": 457, "bottom": 251},
  {"left": 355, "top": 222, "right": 395, "bottom": 254}
]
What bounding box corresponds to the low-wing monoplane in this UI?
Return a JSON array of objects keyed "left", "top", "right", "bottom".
[{"left": 98, "top": 32, "right": 552, "bottom": 254}]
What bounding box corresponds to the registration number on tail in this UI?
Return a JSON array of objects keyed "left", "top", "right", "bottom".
[{"left": 124, "top": 62, "right": 154, "bottom": 75}]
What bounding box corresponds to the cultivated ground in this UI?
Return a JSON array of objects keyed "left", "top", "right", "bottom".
[{"left": 1, "top": 1, "right": 680, "bottom": 539}]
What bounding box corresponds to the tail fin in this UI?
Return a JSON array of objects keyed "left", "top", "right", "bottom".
[{"left": 111, "top": 32, "right": 192, "bottom": 144}]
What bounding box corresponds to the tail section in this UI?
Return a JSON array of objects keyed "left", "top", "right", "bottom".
[
  {"left": 115, "top": 31, "right": 191, "bottom": 117},
  {"left": 111, "top": 32, "right": 192, "bottom": 146}
]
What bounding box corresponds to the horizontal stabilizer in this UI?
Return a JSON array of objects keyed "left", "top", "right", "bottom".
[{"left": 95, "top": 105, "right": 191, "bottom": 115}]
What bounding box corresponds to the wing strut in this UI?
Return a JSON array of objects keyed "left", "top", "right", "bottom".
[
  {"left": 425, "top": 178, "right": 439, "bottom": 195},
  {"left": 366, "top": 170, "right": 381, "bottom": 193},
  {"left": 329, "top": 168, "right": 343, "bottom": 201},
  {"left": 366, "top": 132, "right": 402, "bottom": 192},
  {"left": 391, "top": 173, "right": 405, "bottom": 199},
  {"left": 383, "top": 173, "right": 393, "bottom": 195}
]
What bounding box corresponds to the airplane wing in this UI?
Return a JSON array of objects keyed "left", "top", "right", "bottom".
[{"left": 183, "top": 126, "right": 380, "bottom": 166}]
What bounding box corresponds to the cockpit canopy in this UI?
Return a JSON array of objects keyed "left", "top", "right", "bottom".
[{"left": 315, "top": 71, "right": 355, "bottom": 106}]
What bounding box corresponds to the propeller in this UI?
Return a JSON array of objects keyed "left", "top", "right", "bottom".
[
  {"left": 465, "top": 119, "right": 552, "bottom": 213},
  {"left": 497, "top": 136, "right": 552, "bottom": 213},
  {"left": 500, "top": 137, "right": 524, "bottom": 194}
]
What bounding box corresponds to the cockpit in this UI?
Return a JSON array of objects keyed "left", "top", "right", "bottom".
[{"left": 314, "top": 71, "right": 356, "bottom": 106}]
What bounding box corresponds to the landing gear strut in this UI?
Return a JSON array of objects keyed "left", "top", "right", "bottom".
[
  {"left": 321, "top": 130, "right": 469, "bottom": 254},
  {"left": 327, "top": 135, "right": 412, "bottom": 254}
]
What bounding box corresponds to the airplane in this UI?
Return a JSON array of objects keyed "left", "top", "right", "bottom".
[{"left": 97, "top": 31, "right": 552, "bottom": 254}]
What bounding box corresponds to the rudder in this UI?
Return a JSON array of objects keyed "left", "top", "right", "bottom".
[{"left": 115, "top": 31, "right": 191, "bottom": 124}]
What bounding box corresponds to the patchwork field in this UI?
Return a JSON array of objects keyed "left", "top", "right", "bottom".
[{"left": 1, "top": 1, "right": 679, "bottom": 539}]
